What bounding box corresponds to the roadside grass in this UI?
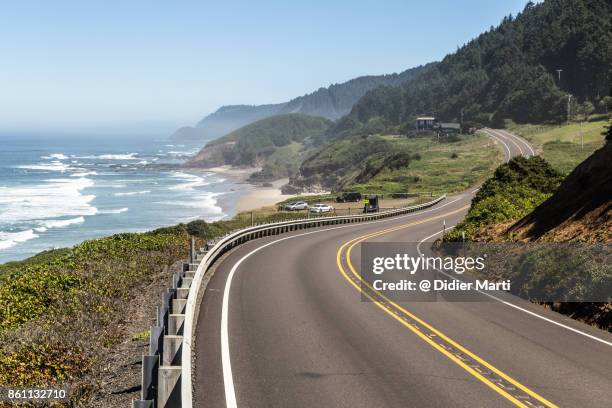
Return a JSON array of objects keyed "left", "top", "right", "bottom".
[
  {"left": 0, "top": 227, "right": 190, "bottom": 404},
  {"left": 506, "top": 119, "right": 607, "bottom": 175},
  {"left": 349, "top": 133, "right": 504, "bottom": 194}
]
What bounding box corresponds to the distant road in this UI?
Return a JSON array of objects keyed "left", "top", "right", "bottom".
[{"left": 193, "top": 130, "right": 612, "bottom": 408}]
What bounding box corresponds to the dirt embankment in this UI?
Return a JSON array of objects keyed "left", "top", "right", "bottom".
[{"left": 507, "top": 142, "right": 611, "bottom": 243}]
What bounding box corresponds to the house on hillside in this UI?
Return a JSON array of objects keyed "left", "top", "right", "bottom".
[{"left": 415, "top": 116, "right": 436, "bottom": 131}]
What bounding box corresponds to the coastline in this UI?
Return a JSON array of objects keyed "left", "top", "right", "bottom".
[
  {"left": 237, "top": 178, "right": 291, "bottom": 212},
  {"left": 201, "top": 165, "right": 293, "bottom": 213}
]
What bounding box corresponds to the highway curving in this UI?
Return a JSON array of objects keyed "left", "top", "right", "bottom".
[{"left": 192, "top": 130, "right": 612, "bottom": 408}]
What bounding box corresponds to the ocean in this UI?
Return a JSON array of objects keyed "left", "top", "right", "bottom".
[{"left": 0, "top": 133, "right": 248, "bottom": 263}]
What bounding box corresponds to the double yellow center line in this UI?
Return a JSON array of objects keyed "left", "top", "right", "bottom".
[{"left": 336, "top": 207, "right": 558, "bottom": 408}]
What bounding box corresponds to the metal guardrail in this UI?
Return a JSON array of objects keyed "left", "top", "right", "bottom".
[{"left": 132, "top": 194, "right": 446, "bottom": 407}]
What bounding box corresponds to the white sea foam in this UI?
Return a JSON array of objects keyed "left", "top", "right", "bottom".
[
  {"left": 161, "top": 191, "right": 224, "bottom": 216},
  {"left": 0, "top": 229, "right": 39, "bottom": 250},
  {"left": 166, "top": 148, "right": 200, "bottom": 156},
  {"left": 0, "top": 177, "right": 97, "bottom": 225},
  {"left": 17, "top": 161, "right": 73, "bottom": 172},
  {"left": 70, "top": 171, "right": 98, "bottom": 177},
  {"left": 99, "top": 207, "right": 129, "bottom": 214},
  {"left": 71, "top": 153, "right": 138, "bottom": 160},
  {"left": 39, "top": 216, "right": 85, "bottom": 229},
  {"left": 169, "top": 172, "right": 211, "bottom": 191},
  {"left": 41, "top": 153, "right": 69, "bottom": 160},
  {"left": 113, "top": 190, "right": 151, "bottom": 197}
]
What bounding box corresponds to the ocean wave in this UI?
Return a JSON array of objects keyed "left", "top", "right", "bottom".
[
  {"left": 70, "top": 171, "right": 98, "bottom": 177},
  {"left": 0, "top": 177, "right": 97, "bottom": 224},
  {"left": 17, "top": 161, "right": 73, "bottom": 172},
  {"left": 99, "top": 207, "right": 129, "bottom": 214},
  {"left": 167, "top": 149, "right": 199, "bottom": 156},
  {"left": 113, "top": 190, "right": 151, "bottom": 197},
  {"left": 169, "top": 172, "right": 211, "bottom": 191},
  {"left": 41, "top": 153, "right": 69, "bottom": 160},
  {"left": 160, "top": 191, "right": 224, "bottom": 215},
  {"left": 71, "top": 153, "right": 138, "bottom": 160},
  {"left": 39, "top": 216, "right": 85, "bottom": 229},
  {"left": 0, "top": 229, "right": 38, "bottom": 250}
]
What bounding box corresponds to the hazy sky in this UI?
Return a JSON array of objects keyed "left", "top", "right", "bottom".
[{"left": 0, "top": 0, "right": 531, "bottom": 134}]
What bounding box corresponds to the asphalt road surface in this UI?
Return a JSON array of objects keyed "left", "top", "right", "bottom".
[{"left": 193, "top": 129, "right": 612, "bottom": 408}]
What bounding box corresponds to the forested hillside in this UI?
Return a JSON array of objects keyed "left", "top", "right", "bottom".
[
  {"left": 186, "top": 114, "right": 333, "bottom": 180},
  {"left": 333, "top": 0, "right": 611, "bottom": 137},
  {"left": 171, "top": 64, "right": 433, "bottom": 141}
]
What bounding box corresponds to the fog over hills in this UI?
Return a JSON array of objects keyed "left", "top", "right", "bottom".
[{"left": 170, "top": 63, "right": 433, "bottom": 142}]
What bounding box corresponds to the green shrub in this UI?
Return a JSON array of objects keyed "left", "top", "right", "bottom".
[{"left": 447, "top": 156, "right": 563, "bottom": 240}]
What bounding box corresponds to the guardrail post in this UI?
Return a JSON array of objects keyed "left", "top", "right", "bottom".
[
  {"left": 158, "top": 366, "right": 181, "bottom": 408},
  {"left": 150, "top": 325, "right": 164, "bottom": 356},
  {"left": 168, "top": 314, "right": 185, "bottom": 335},
  {"left": 172, "top": 298, "right": 187, "bottom": 314},
  {"left": 163, "top": 335, "right": 183, "bottom": 366},
  {"left": 161, "top": 292, "right": 173, "bottom": 333},
  {"left": 176, "top": 287, "right": 189, "bottom": 299},
  {"left": 180, "top": 277, "right": 193, "bottom": 289},
  {"left": 141, "top": 354, "right": 159, "bottom": 401}
]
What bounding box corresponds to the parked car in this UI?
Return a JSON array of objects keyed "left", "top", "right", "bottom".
[
  {"left": 284, "top": 201, "right": 308, "bottom": 211},
  {"left": 309, "top": 203, "right": 334, "bottom": 213},
  {"left": 336, "top": 192, "right": 362, "bottom": 203}
]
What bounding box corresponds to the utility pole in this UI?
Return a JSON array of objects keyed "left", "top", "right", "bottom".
[
  {"left": 556, "top": 69, "right": 563, "bottom": 83},
  {"left": 567, "top": 94, "right": 572, "bottom": 124}
]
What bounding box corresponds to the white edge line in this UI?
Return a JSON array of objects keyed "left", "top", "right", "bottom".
[
  {"left": 488, "top": 128, "right": 525, "bottom": 157},
  {"left": 220, "top": 197, "right": 462, "bottom": 407},
  {"left": 416, "top": 228, "right": 612, "bottom": 347},
  {"left": 184, "top": 195, "right": 448, "bottom": 406},
  {"left": 482, "top": 129, "right": 512, "bottom": 162},
  {"left": 499, "top": 129, "right": 535, "bottom": 157}
]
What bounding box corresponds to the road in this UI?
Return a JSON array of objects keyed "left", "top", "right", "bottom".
[{"left": 193, "top": 129, "right": 612, "bottom": 407}]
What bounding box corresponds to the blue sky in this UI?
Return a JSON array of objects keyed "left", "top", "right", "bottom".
[{"left": 0, "top": 0, "right": 531, "bottom": 135}]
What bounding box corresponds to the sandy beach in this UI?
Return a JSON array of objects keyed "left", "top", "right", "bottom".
[
  {"left": 204, "top": 165, "right": 292, "bottom": 212},
  {"left": 204, "top": 165, "right": 329, "bottom": 213},
  {"left": 236, "top": 178, "right": 292, "bottom": 212}
]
